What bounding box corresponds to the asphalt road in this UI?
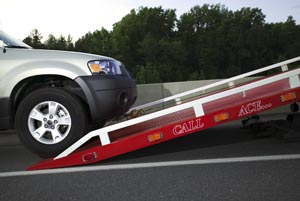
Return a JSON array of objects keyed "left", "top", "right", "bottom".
[{"left": 0, "top": 115, "right": 300, "bottom": 201}]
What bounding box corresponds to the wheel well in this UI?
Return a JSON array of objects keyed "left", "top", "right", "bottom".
[{"left": 10, "top": 75, "right": 91, "bottom": 127}]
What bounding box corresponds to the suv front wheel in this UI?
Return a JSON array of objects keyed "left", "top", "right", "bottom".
[{"left": 15, "top": 88, "right": 88, "bottom": 158}]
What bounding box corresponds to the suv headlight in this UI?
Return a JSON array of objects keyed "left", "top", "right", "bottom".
[{"left": 88, "top": 60, "right": 122, "bottom": 75}]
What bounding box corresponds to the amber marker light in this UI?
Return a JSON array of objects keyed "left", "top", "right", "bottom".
[
  {"left": 148, "top": 132, "right": 163, "bottom": 142},
  {"left": 88, "top": 63, "right": 102, "bottom": 74},
  {"left": 214, "top": 112, "right": 229, "bottom": 123},
  {"left": 280, "top": 92, "right": 297, "bottom": 102}
]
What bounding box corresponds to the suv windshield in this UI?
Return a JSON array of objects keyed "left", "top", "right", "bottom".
[{"left": 0, "top": 31, "right": 31, "bottom": 48}]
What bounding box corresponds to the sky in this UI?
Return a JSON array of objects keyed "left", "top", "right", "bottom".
[{"left": 0, "top": 0, "right": 300, "bottom": 41}]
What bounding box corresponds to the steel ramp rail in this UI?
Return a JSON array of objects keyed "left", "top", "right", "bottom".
[{"left": 27, "top": 57, "right": 300, "bottom": 170}]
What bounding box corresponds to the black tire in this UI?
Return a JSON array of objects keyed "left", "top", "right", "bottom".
[{"left": 15, "top": 88, "right": 88, "bottom": 158}]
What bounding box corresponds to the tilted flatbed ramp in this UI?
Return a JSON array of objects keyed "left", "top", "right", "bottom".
[{"left": 28, "top": 56, "right": 300, "bottom": 170}]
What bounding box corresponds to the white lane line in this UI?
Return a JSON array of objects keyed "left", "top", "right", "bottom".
[{"left": 1, "top": 154, "right": 300, "bottom": 178}]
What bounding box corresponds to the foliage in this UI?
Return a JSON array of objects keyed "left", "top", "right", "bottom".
[
  {"left": 75, "top": 28, "right": 112, "bottom": 56},
  {"left": 45, "top": 34, "right": 74, "bottom": 51},
  {"left": 23, "top": 29, "right": 44, "bottom": 49},
  {"left": 23, "top": 5, "right": 300, "bottom": 83}
]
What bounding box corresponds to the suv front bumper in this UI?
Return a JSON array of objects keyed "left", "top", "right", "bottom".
[{"left": 75, "top": 75, "right": 137, "bottom": 122}]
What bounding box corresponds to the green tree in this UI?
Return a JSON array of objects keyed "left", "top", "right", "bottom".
[
  {"left": 177, "top": 5, "right": 269, "bottom": 79},
  {"left": 44, "top": 34, "right": 74, "bottom": 50},
  {"left": 66, "top": 35, "right": 74, "bottom": 51},
  {"left": 23, "top": 29, "right": 44, "bottom": 48},
  {"left": 111, "top": 7, "right": 181, "bottom": 83},
  {"left": 178, "top": 4, "right": 232, "bottom": 79},
  {"left": 45, "top": 34, "right": 57, "bottom": 49},
  {"left": 136, "top": 64, "right": 160, "bottom": 84},
  {"left": 75, "top": 28, "right": 112, "bottom": 56},
  {"left": 56, "top": 35, "right": 67, "bottom": 50}
]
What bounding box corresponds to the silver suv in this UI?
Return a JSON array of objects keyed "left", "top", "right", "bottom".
[{"left": 0, "top": 31, "right": 137, "bottom": 157}]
